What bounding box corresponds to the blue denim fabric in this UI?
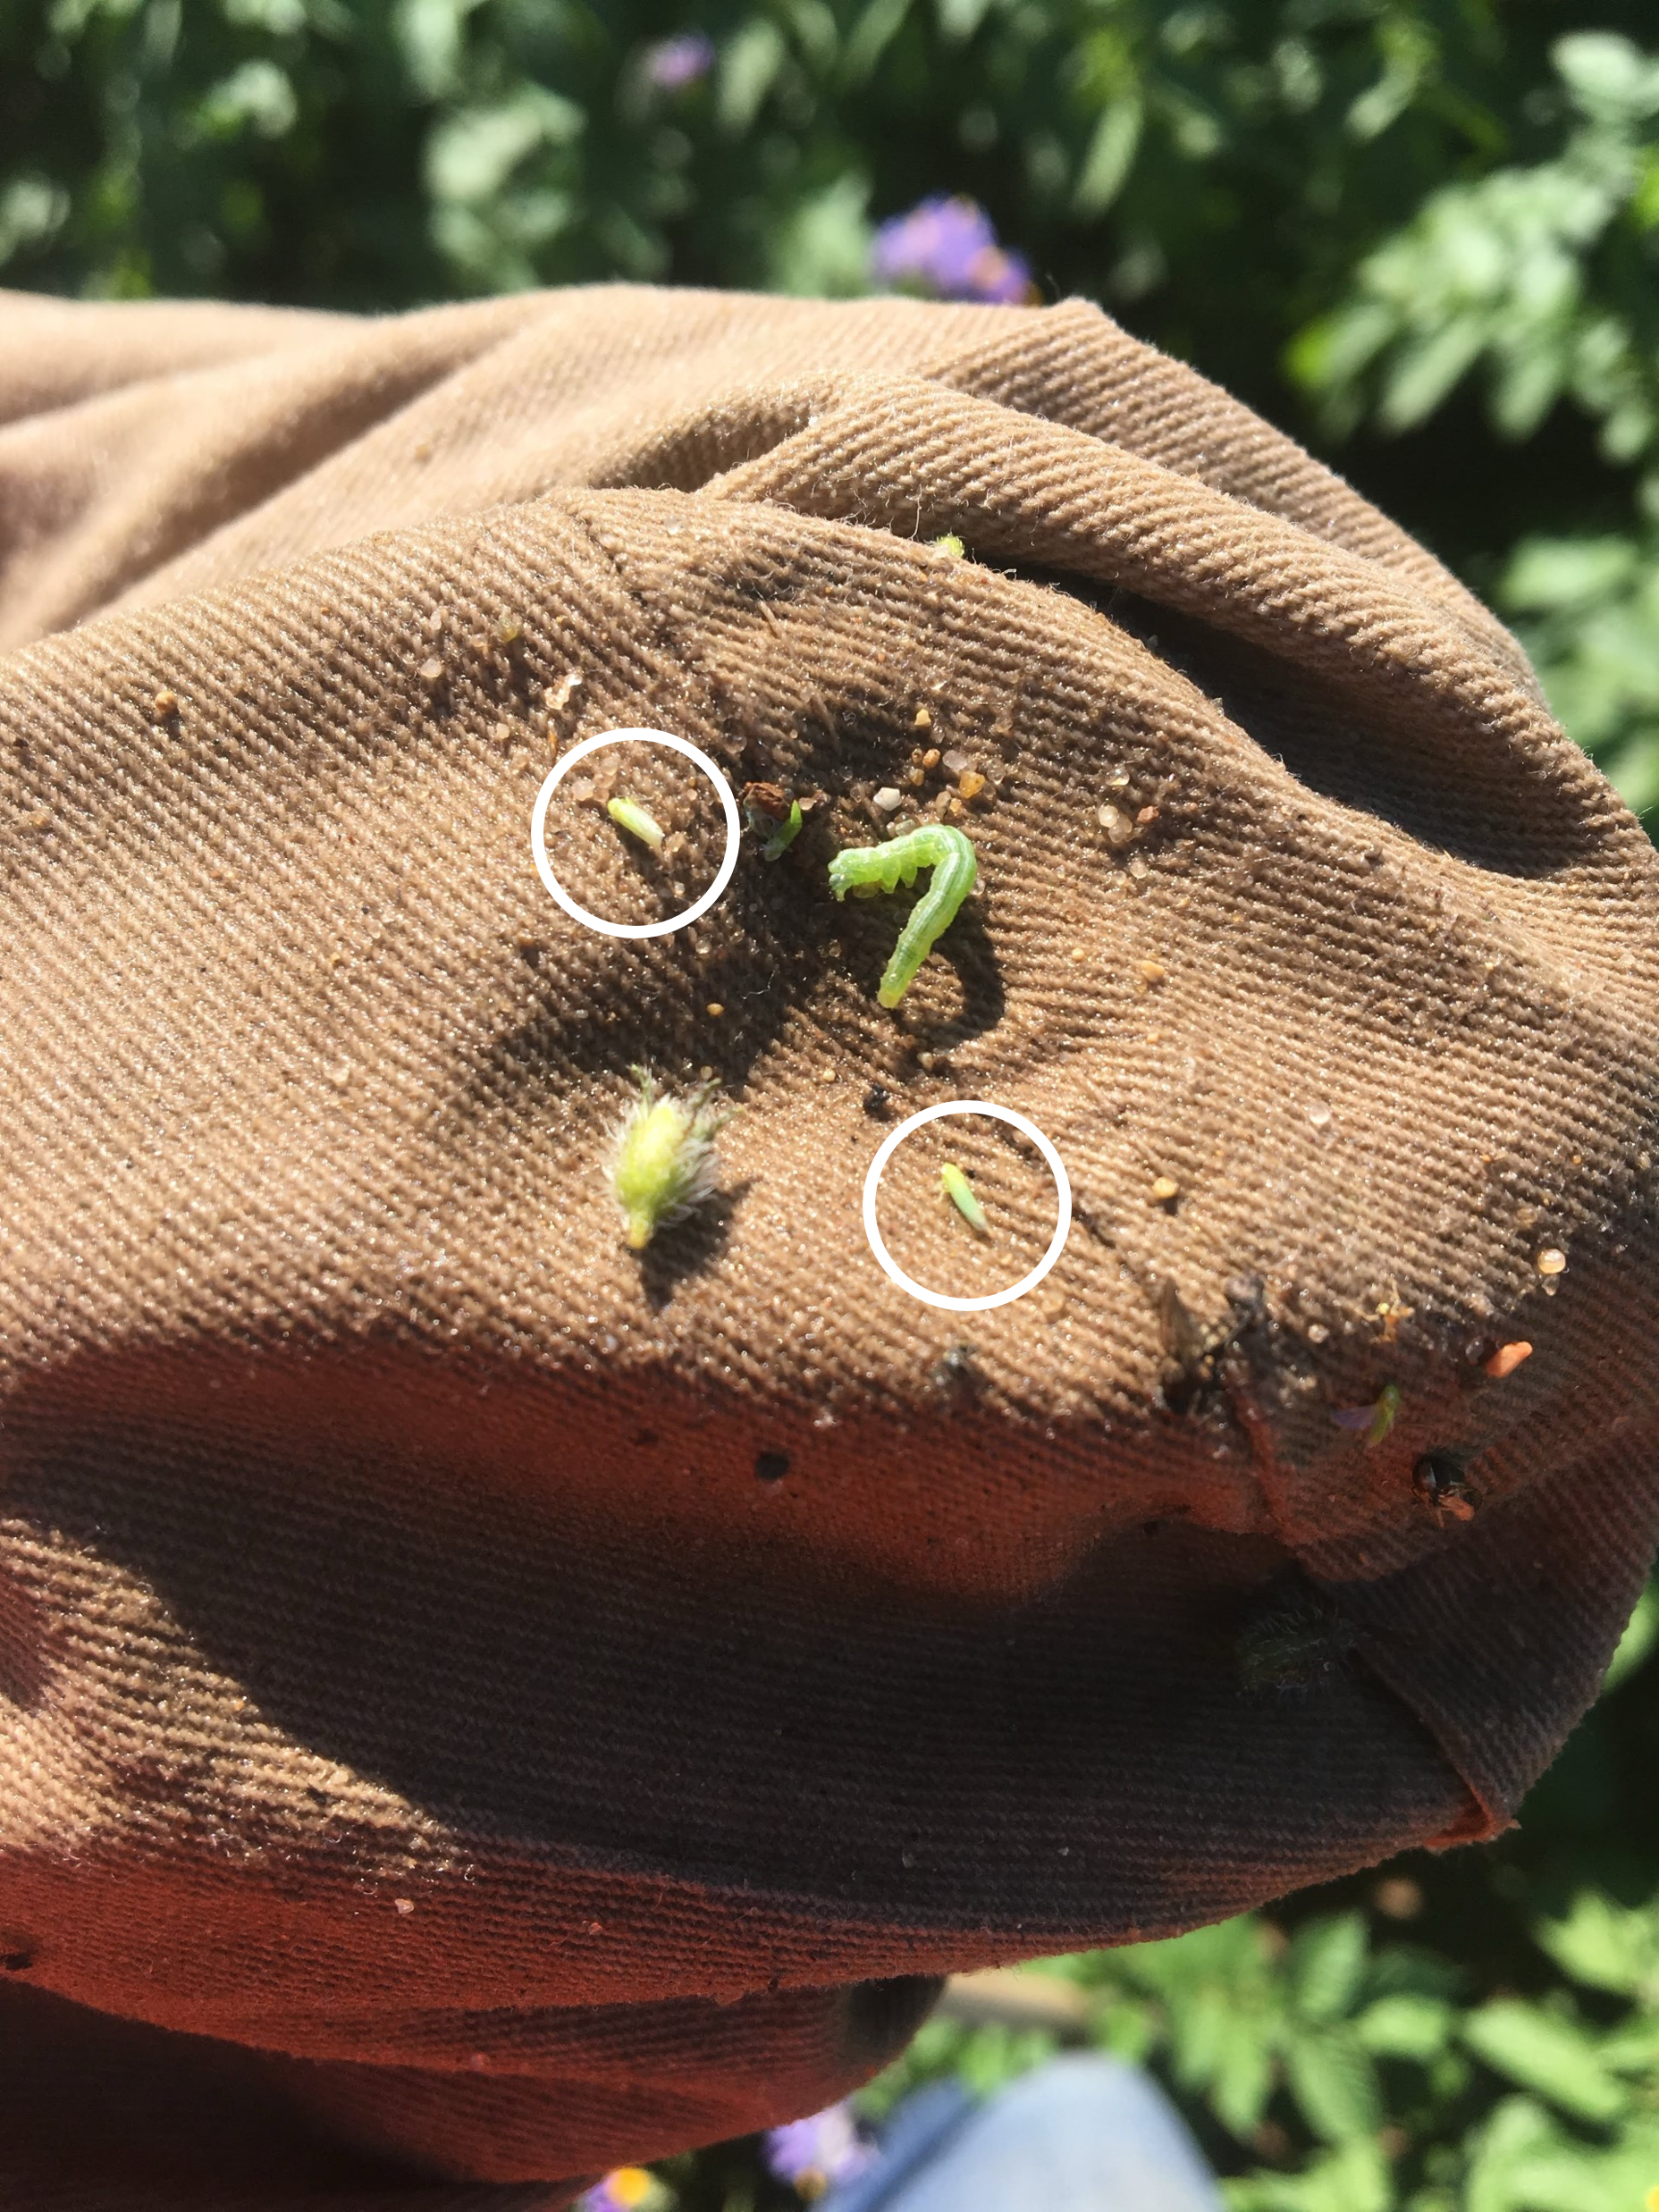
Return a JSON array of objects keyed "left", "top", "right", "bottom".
[{"left": 824, "top": 2057, "right": 1225, "bottom": 2212}]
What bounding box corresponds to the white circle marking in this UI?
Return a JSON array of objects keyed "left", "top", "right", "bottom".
[
  {"left": 863, "top": 1101, "right": 1073, "bottom": 1312},
  {"left": 530, "top": 728, "right": 740, "bottom": 940}
]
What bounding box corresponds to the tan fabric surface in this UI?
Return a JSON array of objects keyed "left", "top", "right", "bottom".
[{"left": 2, "top": 282, "right": 1657, "bottom": 2201}]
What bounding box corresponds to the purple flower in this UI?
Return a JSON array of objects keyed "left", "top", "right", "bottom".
[
  {"left": 763, "top": 2102, "right": 877, "bottom": 2199},
  {"left": 643, "top": 32, "right": 715, "bottom": 92},
  {"left": 869, "top": 194, "right": 1036, "bottom": 306}
]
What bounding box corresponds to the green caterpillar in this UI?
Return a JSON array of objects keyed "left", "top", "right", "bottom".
[
  {"left": 940, "top": 1162, "right": 989, "bottom": 1236},
  {"left": 607, "top": 796, "right": 665, "bottom": 851},
  {"left": 610, "top": 1067, "right": 733, "bottom": 1250},
  {"left": 827, "top": 823, "right": 978, "bottom": 1007}
]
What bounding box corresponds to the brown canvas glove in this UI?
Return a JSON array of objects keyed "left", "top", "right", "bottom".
[{"left": 3, "top": 283, "right": 1657, "bottom": 2201}]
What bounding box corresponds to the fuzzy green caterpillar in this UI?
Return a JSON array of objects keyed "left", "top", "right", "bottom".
[
  {"left": 610, "top": 1067, "right": 733, "bottom": 1250},
  {"left": 827, "top": 823, "right": 977, "bottom": 1007}
]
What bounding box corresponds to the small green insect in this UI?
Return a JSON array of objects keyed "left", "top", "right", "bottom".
[
  {"left": 930, "top": 533, "right": 966, "bottom": 559},
  {"left": 1413, "top": 1452, "right": 1478, "bottom": 1522},
  {"left": 827, "top": 823, "right": 978, "bottom": 1007},
  {"left": 1332, "top": 1382, "right": 1402, "bottom": 1447},
  {"left": 610, "top": 1067, "right": 733, "bottom": 1251},
  {"left": 940, "top": 1161, "right": 989, "bottom": 1237},
  {"left": 607, "top": 796, "right": 665, "bottom": 851}
]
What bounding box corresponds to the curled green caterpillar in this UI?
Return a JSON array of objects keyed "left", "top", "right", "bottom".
[{"left": 827, "top": 823, "right": 977, "bottom": 1007}]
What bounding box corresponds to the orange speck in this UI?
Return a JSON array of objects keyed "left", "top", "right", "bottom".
[
  {"left": 1150, "top": 1175, "right": 1180, "bottom": 1203},
  {"left": 1485, "top": 1341, "right": 1533, "bottom": 1379},
  {"left": 1536, "top": 1248, "right": 1567, "bottom": 1276}
]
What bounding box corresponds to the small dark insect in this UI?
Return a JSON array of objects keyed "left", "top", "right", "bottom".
[
  {"left": 1236, "top": 1593, "right": 1356, "bottom": 1692},
  {"left": 931, "top": 1342, "right": 978, "bottom": 1393},
  {"left": 863, "top": 1084, "right": 892, "bottom": 1118},
  {"left": 1154, "top": 1271, "right": 1274, "bottom": 1416},
  {"left": 754, "top": 1450, "right": 790, "bottom": 1484},
  {"left": 1154, "top": 1276, "right": 1254, "bottom": 1416},
  {"left": 1413, "top": 1452, "right": 1478, "bottom": 1522}
]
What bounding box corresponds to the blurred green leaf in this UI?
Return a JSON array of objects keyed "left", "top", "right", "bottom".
[
  {"left": 1289, "top": 1913, "right": 1368, "bottom": 2024},
  {"left": 1209, "top": 2007, "right": 1276, "bottom": 2139},
  {"left": 1355, "top": 1992, "right": 1454, "bottom": 2062},
  {"left": 1461, "top": 2000, "right": 1628, "bottom": 2124},
  {"left": 1536, "top": 1888, "right": 1659, "bottom": 2006},
  {"left": 1497, "top": 530, "right": 1659, "bottom": 816},
  {"left": 426, "top": 87, "right": 580, "bottom": 205},
  {"left": 1225, "top": 2135, "right": 1392, "bottom": 2212},
  {"left": 1463, "top": 2094, "right": 1659, "bottom": 2212},
  {"left": 765, "top": 169, "right": 872, "bottom": 295},
  {"left": 718, "top": 18, "right": 787, "bottom": 134},
  {"left": 1600, "top": 1577, "right": 1659, "bottom": 1691},
  {"left": 1284, "top": 2031, "right": 1385, "bottom": 2143},
  {"left": 1295, "top": 31, "right": 1659, "bottom": 474},
  {"left": 0, "top": 175, "right": 70, "bottom": 265},
  {"left": 192, "top": 58, "right": 298, "bottom": 140}
]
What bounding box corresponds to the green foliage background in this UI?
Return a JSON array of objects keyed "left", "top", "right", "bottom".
[
  {"left": 6, "top": 4, "right": 1659, "bottom": 2203},
  {"left": 4, "top": 1, "right": 1659, "bottom": 820}
]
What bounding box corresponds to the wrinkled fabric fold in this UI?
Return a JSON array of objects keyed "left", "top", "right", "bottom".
[{"left": 2, "top": 283, "right": 1657, "bottom": 2203}]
